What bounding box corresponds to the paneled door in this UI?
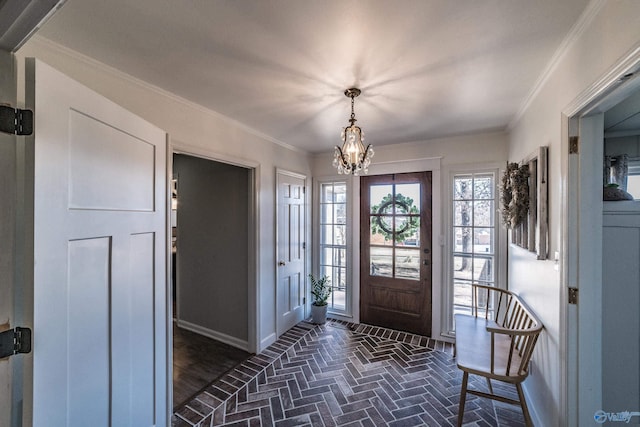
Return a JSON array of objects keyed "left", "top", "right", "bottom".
[
  {"left": 360, "top": 172, "right": 432, "bottom": 336},
  {"left": 25, "top": 59, "right": 168, "bottom": 426},
  {"left": 276, "top": 171, "right": 306, "bottom": 336}
]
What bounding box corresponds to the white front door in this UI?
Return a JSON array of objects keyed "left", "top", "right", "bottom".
[
  {"left": 25, "top": 59, "right": 168, "bottom": 426},
  {"left": 276, "top": 171, "right": 306, "bottom": 336}
]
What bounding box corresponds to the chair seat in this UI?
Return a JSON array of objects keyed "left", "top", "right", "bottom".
[{"left": 454, "top": 314, "right": 527, "bottom": 383}]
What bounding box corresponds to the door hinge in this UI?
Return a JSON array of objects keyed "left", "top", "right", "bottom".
[
  {"left": 0, "top": 327, "right": 32, "bottom": 359},
  {"left": 0, "top": 105, "right": 33, "bottom": 136},
  {"left": 302, "top": 242, "right": 306, "bottom": 250},
  {"left": 303, "top": 297, "right": 306, "bottom": 305},
  {"left": 568, "top": 287, "right": 578, "bottom": 305},
  {"left": 569, "top": 136, "right": 579, "bottom": 154}
]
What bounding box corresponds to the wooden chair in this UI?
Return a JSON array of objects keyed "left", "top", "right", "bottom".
[{"left": 455, "top": 284, "right": 543, "bottom": 426}]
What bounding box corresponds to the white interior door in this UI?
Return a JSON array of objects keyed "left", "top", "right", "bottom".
[
  {"left": 276, "top": 171, "right": 306, "bottom": 336},
  {"left": 25, "top": 59, "right": 168, "bottom": 426}
]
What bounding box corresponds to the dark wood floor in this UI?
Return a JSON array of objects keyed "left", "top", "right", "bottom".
[{"left": 173, "top": 323, "right": 251, "bottom": 409}]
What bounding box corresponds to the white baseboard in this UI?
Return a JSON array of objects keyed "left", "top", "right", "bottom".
[
  {"left": 176, "top": 319, "right": 249, "bottom": 352},
  {"left": 522, "top": 381, "right": 543, "bottom": 427},
  {"left": 260, "top": 333, "right": 277, "bottom": 352}
]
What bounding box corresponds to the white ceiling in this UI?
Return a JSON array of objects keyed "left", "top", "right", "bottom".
[{"left": 35, "top": 0, "right": 591, "bottom": 153}]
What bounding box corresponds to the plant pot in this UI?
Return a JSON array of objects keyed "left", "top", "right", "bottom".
[{"left": 310, "top": 304, "right": 328, "bottom": 324}]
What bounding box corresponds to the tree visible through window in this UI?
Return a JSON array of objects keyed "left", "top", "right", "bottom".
[{"left": 452, "top": 173, "right": 496, "bottom": 324}]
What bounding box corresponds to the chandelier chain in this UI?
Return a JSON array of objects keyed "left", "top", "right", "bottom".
[{"left": 350, "top": 93, "right": 356, "bottom": 124}]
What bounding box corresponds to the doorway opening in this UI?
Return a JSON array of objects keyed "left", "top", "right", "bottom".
[
  {"left": 564, "top": 62, "right": 640, "bottom": 425},
  {"left": 171, "top": 153, "right": 256, "bottom": 409}
]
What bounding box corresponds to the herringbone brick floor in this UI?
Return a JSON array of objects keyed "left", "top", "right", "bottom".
[{"left": 173, "top": 320, "right": 525, "bottom": 426}]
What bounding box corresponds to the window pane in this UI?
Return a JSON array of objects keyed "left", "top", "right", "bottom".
[
  {"left": 398, "top": 217, "right": 420, "bottom": 247},
  {"left": 453, "top": 255, "right": 473, "bottom": 281},
  {"left": 473, "top": 227, "right": 493, "bottom": 254},
  {"left": 321, "top": 265, "right": 332, "bottom": 279},
  {"left": 321, "top": 203, "right": 334, "bottom": 224},
  {"left": 453, "top": 281, "right": 472, "bottom": 312},
  {"left": 473, "top": 200, "right": 492, "bottom": 227},
  {"left": 333, "top": 184, "right": 346, "bottom": 203},
  {"left": 332, "top": 266, "right": 347, "bottom": 288},
  {"left": 370, "top": 247, "right": 392, "bottom": 277},
  {"left": 371, "top": 216, "right": 394, "bottom": 246},
  {"left": 321, "top": 184, "right": 334, "bottom": 203},
  {"left": 322, "top": 248, "right": 334, "bottom": 267},
  {"left": 454, "top": 200, "right": 473, "bottom": 226},
  {"left": 474, "top": 175, "right": 494, "bottom": 199},
  {"left": 395, "top": 184, "right": 421, "bottom": 212},
  {"left": 454, "top": 227, "right": 472, "bottom": 253},
  {"left": 334, "top": 203, "right": 346, "bottom": 224},
  {"left": 628, "top": 175, "right": 640, "bottom": 199},
  {"left": 332, "top": 288, "right": 346, "bottom": 310},
  {"left": 321, "top": 225, "right": 334, "bottom": 245},
  {"left": 370, "top": 185, "right": 393, "bottom": 213},
  {"left": 334, "top": 225, "right": 346, "bottom": 245},
  {"left": 335, "top": 248, "right": 346, "bottom": 268},
  {"left": 395, "top": 248, "right": 420, "bottom": 280},
  {"left": 473, "top": 257, "right": 494, "bottom": 284},
  {"left": 454, "top": 176, "right": 473, "bottom": 200}
]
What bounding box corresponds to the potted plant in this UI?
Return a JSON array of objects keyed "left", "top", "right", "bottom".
[{"left": 309, "top": 274, "right": 331, "bottom": 324}]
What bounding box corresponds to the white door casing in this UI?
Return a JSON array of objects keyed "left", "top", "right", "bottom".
[
  {"left": 0, "top": 50, "right": 18, "bottom": 427},
  {"left": 25, "top": 59, "right": 168, "bottom": 426},
  {"left": 276, "top": 170, "right": 306, "bottom": 336}
]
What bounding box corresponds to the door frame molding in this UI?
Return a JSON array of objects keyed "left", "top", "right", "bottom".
[
  {"left": 171, "top": 142, "right": 260, "bottom": 355},
  {"left": 275, "top": 168, "right": 308, "bottom": 337},
  {"left": 560, "top": 48, "right": 640, "bottom": 426}
]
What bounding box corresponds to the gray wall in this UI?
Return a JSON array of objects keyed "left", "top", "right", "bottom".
[{"left": 174, "top": 154, "right": 249, "bottom": 342}]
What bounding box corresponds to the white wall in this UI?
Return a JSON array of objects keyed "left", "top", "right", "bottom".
[
  {"left": 313, "top": 131, "right": 508, "bottom": 340},
  {"left": 508, "top": 1, "right": 640, "bottom": 425},
  {"left": 15, "top": 36, "right": 313, "bottom": 352}
]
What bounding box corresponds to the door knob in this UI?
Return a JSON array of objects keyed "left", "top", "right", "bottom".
[{"left": 278, "top": 261, "right": 286, "bottom": 266}]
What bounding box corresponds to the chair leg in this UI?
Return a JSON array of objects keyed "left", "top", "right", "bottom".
[
  {"left": 457, "top": 371, "right": 469, "bottom": 427},
  {"left": 486, "top": 377, "right": 493, "bottom": 394},
  {"left": 516, "top": 382, "right": 533, "bottom": 427}
]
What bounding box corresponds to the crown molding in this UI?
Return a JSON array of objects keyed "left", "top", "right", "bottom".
[
  {"left": 509, "top": 0, "right": 607, "bottom": 129},
  {"left": 25, "top": 35, "right": 306, "bottom": 154}
]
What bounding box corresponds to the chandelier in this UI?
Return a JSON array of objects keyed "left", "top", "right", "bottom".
[{"left": 333, "top": 88, "right": 374, "bottom": 175}]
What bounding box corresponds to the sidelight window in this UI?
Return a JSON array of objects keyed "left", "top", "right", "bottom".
[
  {"left": 451, "top": 172, "right": 497, "bottom": 328},
  {"left": 319, "top": 182, "right": 348, "bottom": 312}
]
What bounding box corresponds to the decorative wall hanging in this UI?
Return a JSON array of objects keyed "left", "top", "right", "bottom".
[
  {"left": 501, "top": 146, "right": 549, "bottom": 260},
  {"left": 500, "top": 162, "right": 530, "bottom": 229}
]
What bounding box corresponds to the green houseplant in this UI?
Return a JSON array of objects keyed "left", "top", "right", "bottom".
[{"left": 309, "top": 274, "right": 331, "bottom": 324}]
